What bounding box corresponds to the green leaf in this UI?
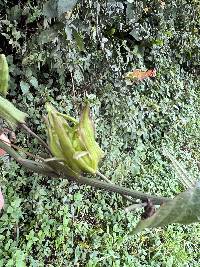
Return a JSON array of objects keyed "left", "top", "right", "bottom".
[
  {"left": 15, "top": 250, "right": 26, "bottom": 267},
  {"left": 133, "top": 181, "right": 200, "bottom": 234},
  {"left": 20, "top": 81, "right": 30, "bottom": 94},
  {"left": 73, "top": 30, "right": 85, "bottom": 51},
  {"left": 43, "top": 0, "right": 78, "bottom": 18},
  {"left": 38, "top": 28, "right": 58, "bottom": 44},
  {"left": 29, "top": 76, "right": 38, "bottom": 88},
  {"left": 43, "top": 0, "right": 58, "bottom": 18},
  {"left": 57, "top": 0, "right": 78, "bottom": 16}
]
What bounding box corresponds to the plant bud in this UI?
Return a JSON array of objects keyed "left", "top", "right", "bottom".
[
  {"left": 0, "top": 54, "right": 9, "bottom": 97},
  {"left": 0, "top": 96, "right": 27, "bottom": 129},
  {"left": 45, "top": 103, "right": 104, "bottom": 176},
  {"left": 78, "top": 104, "right": 104, "bottom": 172}
]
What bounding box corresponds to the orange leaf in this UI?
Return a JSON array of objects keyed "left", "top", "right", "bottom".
[{"left": 124, "top": 68, "right": 156, "bottom": 81}]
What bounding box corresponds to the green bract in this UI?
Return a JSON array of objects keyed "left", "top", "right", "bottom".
[
  {"left": 45, "top": 103, "right": 104, "bottom": 177},
  {"left": 0, "top": 54, "right": 9, "bottom": 97},
  {"left": 0, "top": 96, "right": 27, "bottom": 129}
]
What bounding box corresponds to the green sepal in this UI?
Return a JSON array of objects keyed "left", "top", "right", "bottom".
[
  {"left": 0, "top": 96, "right": 27, "bottom": 129},
  {"left": 0, "top": 54, "right": 9, "bottom": 97},
  {"left": 78, "top": 104, "right": 104, "bottom": 172},
  {"left": 45, "top": 103, "right": 104, "bottom": 175}
]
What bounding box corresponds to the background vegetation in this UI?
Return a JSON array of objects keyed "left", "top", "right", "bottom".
[{"left": 0, "top": 0, "right": 200, "bottom": 266}]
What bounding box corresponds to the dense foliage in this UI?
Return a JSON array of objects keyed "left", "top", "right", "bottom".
[{"left": 0, "top": 0, "right": 200, "bottom": 266}]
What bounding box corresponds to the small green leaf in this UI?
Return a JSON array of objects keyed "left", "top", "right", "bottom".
[
  {"left": 58, "top": 0, "right": 78, "bottom": 16},
  {"left": 29, "top": 76, "right": 38, "bottom": 88},
  {"left": 43, "top": 0, "right": 57, "bottom": 18},
  {"left": 73, "top": 30, "right": 85, "bottom": 51},
  {"left": 20, "top": 81, "right": 30, "bottom": 94},
  {"left": 133, "top": 181, "right": 200, "bottom": 234}
]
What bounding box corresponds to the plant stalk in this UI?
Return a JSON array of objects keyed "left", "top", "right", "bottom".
[
  {"left": 97, "top": 170, "right": 137, "bottom": 204},
  {"left": 20, "top": 123, "right": 52, "bottom": 155},
  {"left": 0, "top": 140, "right": 58, "bottom": 177},
  {"left": 70, "top": 174, "right": 170, "bottom": 205},
  {"left": 0, "top": 140, "right": 171, "bottom": 205}
]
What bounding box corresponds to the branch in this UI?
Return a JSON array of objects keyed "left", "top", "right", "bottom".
[
  {"left": 0, "top": 140, "right": 58, "bottom": 177},
  {"left": 20, "top": 123, "right": 52, "bottom": 155},
  {"left": 0, "top": 140, "right": 172, "bottom": 205},
  {"left": 97, "top": 170, "right": 137, "bottom": 204},
  {"left": 70, "top": 175, "right": 171, "bottom": 205}
]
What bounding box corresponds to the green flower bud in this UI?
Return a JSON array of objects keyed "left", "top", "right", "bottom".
[
  {"left": 0, "top": 54, "right": 9, "bottom": 97},
  {"left": 0, "top": 96, "right": 27, "bottom": 129},
  {"left": 45, "top": 103, "right": 104, "bottom": 176},
  {"left": 78, "top": 104, "right": 104, "bottom": 172}
]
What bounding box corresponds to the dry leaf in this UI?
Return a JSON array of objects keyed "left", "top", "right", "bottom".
[
  {"left": 124, "top": 68, "right": 156, "bottom": 81},
  {"left": 0, "top": 133, "right": 11, "bottom": 157}
]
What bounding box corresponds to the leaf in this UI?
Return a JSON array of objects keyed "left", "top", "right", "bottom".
[
  {"left": 38, "top": 28, "right": 58, "bottom": 44},
  {"left": 57, "top": 0, "right": 78, "bottom": 16},
  {"left": 0, "top": 187, "right": 4, "bottom": 210},
  {"left": 20, "top": 81, "right": 30, "bottom": 94},
  {"left": 73, "top": 30, "right": 85, "bottom": 51},
  {"left": 73, "top": 68, "right": 84, "bottom": 85},
  {"left": 43, "top": 0, "right": 58, "bottom": 18},
  {"left": 123, "top": 69, "right": 156, "bottom": 81},
  {"left": 78, "top": 104, "right": 104, "bottom": 172},
  {"left": 73, "top": 151, "right": 89, "bottom": 160},
  {"left": 64, "top": 25, "right": 73, "bottom": 41},
  {"left": 126, "top": 2, "right": 143, "bottom": 24},
  {"left": 29, "top": 76, "right": 38, "bottom": 88},
  {"left": 43, "top": 0, "right": 78, "bottom": 18},
  {"left": 0, "top": 54, "right": 9, "bottom": 97},
  {"left": 133, "top": 181, "right": 200, "bottom": 234},
  {"left": 15, "top": 250, "right": 26, "bottom": 267}
]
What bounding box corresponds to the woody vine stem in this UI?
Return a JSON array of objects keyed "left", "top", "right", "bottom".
[{"left": 0, "top": 138, "right": 171, "bottom": 206}]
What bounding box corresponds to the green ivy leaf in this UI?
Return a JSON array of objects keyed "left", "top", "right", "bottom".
[
  {"left": 73, "top": 30, "right": 85, "bottom": 51},
  {"left": 43, "top": 0, "right": 58, "bottom": 18},
  {"left": 20, "top": 81, "right": 30, "bottom": 94},
  {"left": 57, "top": 0, "right": 78, "bottom": 16},
  {"left": 133, "top": 181, "right": 200, "bottom": 234},
  {"left": 43, "top": 0, "right": 78, "bottom": 18},
  {"left": 29, "top": 76, "right": 38, "bottom": 88}
]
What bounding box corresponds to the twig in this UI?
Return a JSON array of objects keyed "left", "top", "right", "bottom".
[
  {"left": 9, "top": 143, "right": 44, "bottom": 161},
  {"left": 0, "top": 140, "right": 172, "bottom": 205},
  {"left": 96, "top": 171, "right": 112, "bottom": 183},
  {"left": 0, "top": 140, "right": 58, "bottom": 177},
  {"left": 97, "top": 170, "right": 136, "bottom": 204},
  {"left": 70, "top": 71, "right": 78, "bottom": 117},
  {"left": 20, "top": 123, "right": 52, "bottom": 155},
  {"left": 70, "top": 174, "right": 171, "bottom": 205}
]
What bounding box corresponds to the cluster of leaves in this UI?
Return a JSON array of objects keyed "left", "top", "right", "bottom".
[{"left": 0, "top": 0, "right": 200, "bottom": 265}]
